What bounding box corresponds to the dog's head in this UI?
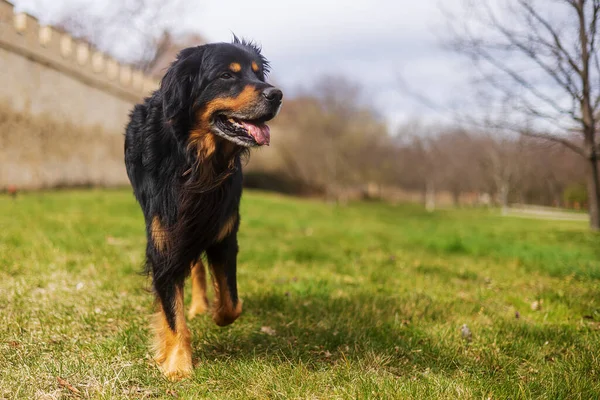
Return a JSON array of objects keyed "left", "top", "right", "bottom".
[{"left": 160, "top": 38, "right": 282, "bottom": 148}]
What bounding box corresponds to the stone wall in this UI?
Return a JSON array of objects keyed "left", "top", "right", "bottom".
[{"left": 0, "top": 0, "right": 159, "bottom": 189}]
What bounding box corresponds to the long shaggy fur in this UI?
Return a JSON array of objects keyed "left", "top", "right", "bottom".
[{"left": 124, "top": 39, "right": 281, "bottom": 337}]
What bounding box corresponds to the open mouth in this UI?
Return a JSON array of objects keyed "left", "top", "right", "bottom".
[{"left": 212, "top": 115, "right": 271, "bottom": 147}]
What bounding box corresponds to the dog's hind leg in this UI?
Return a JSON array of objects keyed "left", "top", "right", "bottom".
[
  {"left": 206, "top": 233, "right": 243, "bottom": 326},
  {"left": 151, "top": 279, "right": 193, "bottom": 380},
  {"left": 188, "top": 260, "right": 209, "bottom": 319}
]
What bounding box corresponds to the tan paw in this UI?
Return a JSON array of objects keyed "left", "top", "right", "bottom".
[
  {"left": 155, "top": 345, "right": 193, "bottom": 381},
  {"left": 188, "top": 299, "right": 209, "bottom": 320}
]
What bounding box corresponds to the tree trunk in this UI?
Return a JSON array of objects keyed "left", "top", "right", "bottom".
[
  {"left": 587, "top": 155, "right": 600, "bottom": 231},
  {"left": 425, "top": 180, "right": 436, "bottom": 212},
  {"left": 576, "top": 0, "right": 598, "bottom": 230},
  {"left": 452, "top": 190, "right": 460, "bottom": 207},
  {"left": 499, "top": 182, "right": 509, "bottom": 216}
]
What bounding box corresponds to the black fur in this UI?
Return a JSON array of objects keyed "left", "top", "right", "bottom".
[{"left": 124, "top": 40, "right": 282, "bottom": 330}]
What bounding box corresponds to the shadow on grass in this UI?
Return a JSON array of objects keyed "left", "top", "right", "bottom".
[
  {"left": 192, "top": 291, "right": 460, "bottom": 373},
  {"left": 184, "top": 289, "right": 599, "bottom": 398}
]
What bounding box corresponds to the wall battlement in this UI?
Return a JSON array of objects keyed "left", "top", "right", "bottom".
[
  {"left": 0, "top": 0, "right": 158, "bottom": 102},
  {"left": 0, "top": 0, "right": 162, "bottom": 189}
]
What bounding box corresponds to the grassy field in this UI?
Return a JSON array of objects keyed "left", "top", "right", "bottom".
[{"left": 1, "top": 189, "right": 599, "bottom": 399}]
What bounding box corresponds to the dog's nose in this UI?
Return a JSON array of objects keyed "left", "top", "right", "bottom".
[{"left": 262, "top": 87, "right": 283, "bottom": 103}]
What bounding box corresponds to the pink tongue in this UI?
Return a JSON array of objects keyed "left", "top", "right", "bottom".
[{"left": 240, "top": 121, "right": 270, "bottom": 145}]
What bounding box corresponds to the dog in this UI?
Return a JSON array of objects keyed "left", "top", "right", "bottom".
[{"left": 124, "top": 37, "right": 282, "bottom": 380}]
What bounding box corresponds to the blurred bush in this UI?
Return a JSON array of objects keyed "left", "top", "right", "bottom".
[
  {"left": 563, "top": 183, "right": 588, "bottom": 208},
  {"left": 243, "top": 171, "right": 323, "bottom": 196}
]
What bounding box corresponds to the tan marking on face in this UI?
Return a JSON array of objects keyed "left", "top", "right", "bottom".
[
  {"left": 251, "top": 61, "right": 259, "bottom": 72},
  {"left": 199, "top": 85, "right": 261, "bottom": 123},
  {"left": 229, "top": 62, "right": 241, "bottom": 72},
  {"left": 188, "top": 260, "right": 209, "bottom": 319},
  {"left": 188, "top": 86, "right": 259, "bottom": 162},
  {"left": 151, "top": 286, "right": 192, "bottom": 380},
  {"left": 216, "top": 214, "right": 237, "bottom": 242},
  {"left": 211, "top": 272, "right": 243, "bottom": 326},
  {"left": 151, "top": 216, "right": 168, "bottom": 251}
]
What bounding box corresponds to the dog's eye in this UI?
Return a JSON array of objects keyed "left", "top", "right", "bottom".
[{"left": 220, "top": 72, "right": 234, "bottom": 80}]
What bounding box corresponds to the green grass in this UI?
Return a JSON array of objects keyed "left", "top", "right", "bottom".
[{"left": 1, "top": 190, "right": 600, "bottom": 399}]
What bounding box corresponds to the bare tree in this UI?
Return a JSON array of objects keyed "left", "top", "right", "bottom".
[
  {"left": 54, "top": 0, "right": 190, "bottom": 71},
  {"left": 432, "top": 129, "right": 482, "bottom": 206},
  {"left": 448, "top": 0, "right": 600, "bottom": 230},
  {"left": 397, "top": 124, "right": 445, "bottom": 211},
  {"left": 477, "top": 135, "right": 525, "bottom": 213},
  {"left": 518, "top": 137, "right": 585, "bottom": 205},
  {"left": 271, "top": 76, "right": 388, "bottom": 200}
]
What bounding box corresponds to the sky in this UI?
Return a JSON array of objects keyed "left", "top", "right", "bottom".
[{"left": 13, "top": 0, "right": 470, "bottom": 131}]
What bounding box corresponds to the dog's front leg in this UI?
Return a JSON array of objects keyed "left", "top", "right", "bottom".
[
  {"left": 206, "top": 233, "right": 243, "bottom": 326},
  {"left": 148, "top": 217, "right": 193, "bottom": 380},
  {"left": 151, "top": 278, "right": 193, "bottom": 380}
]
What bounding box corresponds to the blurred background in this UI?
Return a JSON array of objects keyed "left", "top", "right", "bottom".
[
  {"left": 1, "top": 0, "right": 599, "bottom": 230},
  {"left": 2, "top": 3, "right": 600, "bottom": 396}
]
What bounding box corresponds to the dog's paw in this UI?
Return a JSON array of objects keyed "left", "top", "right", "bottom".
[
  {"left": 213, "top": 298, "right": 243, "bottom": 326},
  {"left": 155, "top": 346, "right": 193, "bottom": 381},
  {"left": 161, "top": 364, "right": 193, "bottom": 381},
  {"left": 188, "top": 299, "right": 209, "bottom": 319},
  {"left": 152, "top": 327, "right": 193, "bottom": 381}
]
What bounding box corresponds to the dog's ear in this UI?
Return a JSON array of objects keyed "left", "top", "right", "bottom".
[{"left": 160, "top": 46, "right": 205, "bottom": 125}]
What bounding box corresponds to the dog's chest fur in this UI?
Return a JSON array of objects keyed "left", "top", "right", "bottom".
[{"left": 177, "top": 161, "right": 243, "bottom": 248}]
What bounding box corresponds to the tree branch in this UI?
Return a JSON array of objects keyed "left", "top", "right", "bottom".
[
  {"left": 517, "top": 0, "right": 583, "bottom": 77},
  {"left": 465, "top": 43, "right": 576, "bottom": 118},
  {"left": 521, "top": 130, "right": 585, "bottom": 156}
]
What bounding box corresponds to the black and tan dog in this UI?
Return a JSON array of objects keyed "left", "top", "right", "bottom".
[{"left": 124, "top": 38, "right": 282, "bottom": 379}]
